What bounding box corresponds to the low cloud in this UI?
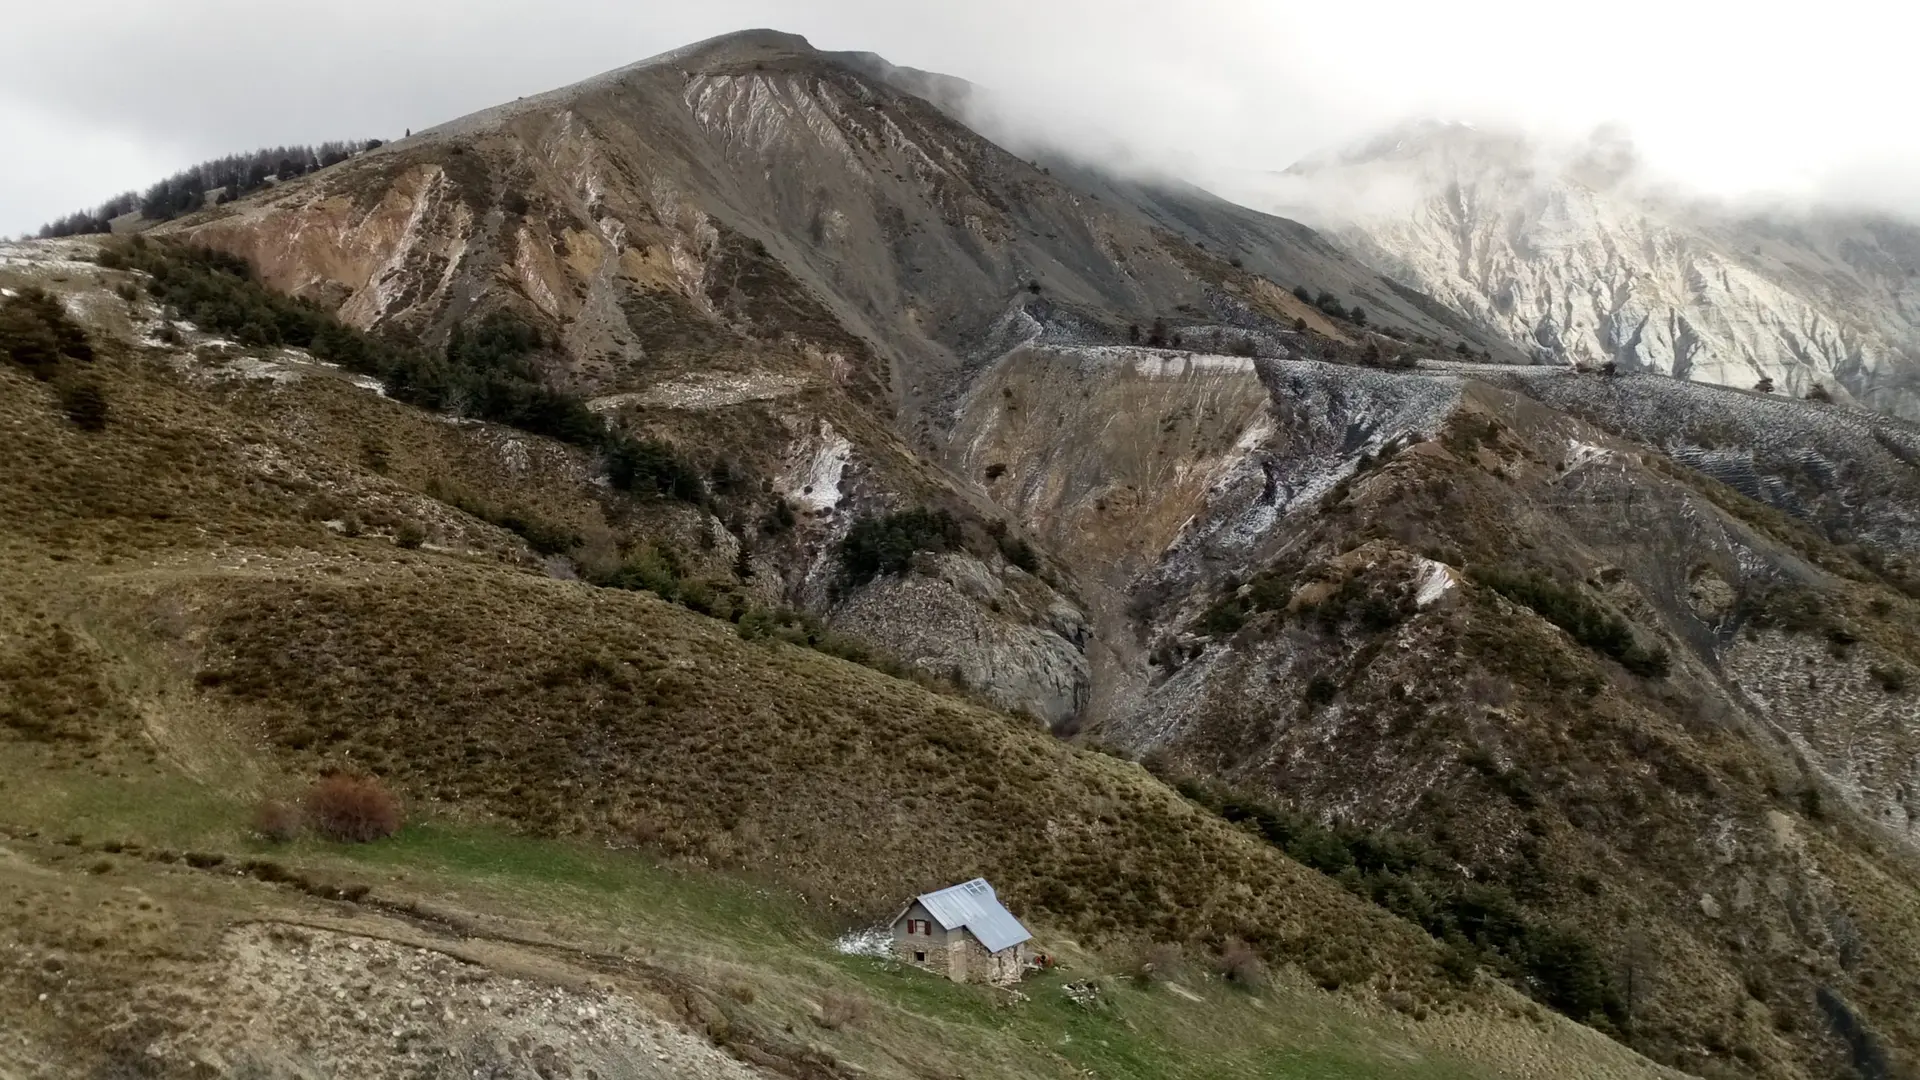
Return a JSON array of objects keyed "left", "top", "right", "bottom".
[{"left": 3, "top": 0, "right": 1916, "bottom": 236}]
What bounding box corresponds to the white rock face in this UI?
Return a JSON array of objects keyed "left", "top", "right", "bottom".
[{"left": 1239, "top": 122, "right": 1920, "bottom": 420}]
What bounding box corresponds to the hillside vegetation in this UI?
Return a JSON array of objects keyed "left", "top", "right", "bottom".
[{"left": 0, "top": 237, "right": 1686, "bottom": 1079}]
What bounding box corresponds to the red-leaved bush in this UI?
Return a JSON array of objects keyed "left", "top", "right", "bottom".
[{"left": 303, "top": 774, "right": 403, "bottom": 843}]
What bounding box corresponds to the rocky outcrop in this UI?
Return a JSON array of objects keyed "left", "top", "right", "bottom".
[{"left": 831, "top": 553, "right": 1090, "bottom": 726}]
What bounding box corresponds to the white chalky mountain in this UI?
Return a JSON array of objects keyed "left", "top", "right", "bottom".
[{"left": 1240, "top": 121, "right": 1920, "bottom": 419}]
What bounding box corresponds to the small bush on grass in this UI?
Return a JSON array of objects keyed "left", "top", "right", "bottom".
[
  {"left": 251, "top": 799, "right": 303, "bottom": 843},
  {"left": 304, "top": 774, "right": 402, "bottom": 843},
  {"left": 394, "top": 521, "right": 427, "bottom": 549},
  {"left": 0, "top": 286, "right": 94, "bottom": 378},
  {"left": 58, "top": 379, "right": 110, "bottom": 431},
  {"left": 1136, "top": 942, "right": 1186, "bottom": 985},
  {"left": 1220, "top": 940, "right": 1267, "bottom": 990}
]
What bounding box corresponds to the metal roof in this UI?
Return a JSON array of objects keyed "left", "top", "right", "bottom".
[{"left": 914, "top": 878, "right": 1032, "bottom": 954}]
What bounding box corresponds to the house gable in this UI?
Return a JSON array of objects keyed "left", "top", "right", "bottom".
[{"left": 889, "top": 879, "right": 1032, "bottom": 985}]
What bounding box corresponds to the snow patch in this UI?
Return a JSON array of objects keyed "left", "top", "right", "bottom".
[
  {"left": 1414, "top": 559, "right": 1457, "bottom": 607},
  {"left": 1564, "top": 437, "right": 1615, "bottom": 471},
  {"left": 833, "top": 928, "right": 894, "bottom": 960},
  {"left": 780, "top": 423, "right": 854, "bottom": 513}
]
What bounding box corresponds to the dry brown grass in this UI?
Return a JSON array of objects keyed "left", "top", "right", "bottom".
[
  {"left": 812, "top": 989, "right": 869, "bottom": 1030},
  {"left": 250, "top": 799, "right": 303, "bottom": 843},
  {"left": 303, "top": 775, "right": 402, "bottom": 843},
  {"left": 174, "top": 561, "right": 1465, "bottom": 1004},
  {"left": 1136, "top": 942, "right": 1185, "bottom": 986},
  {"left": 1219, "top": 940, "right": 1267, "bottom": 991}
]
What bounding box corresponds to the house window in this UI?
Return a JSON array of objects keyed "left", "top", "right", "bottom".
[{"left": 914, "top": 950, "right": 926, "bottom": 963}]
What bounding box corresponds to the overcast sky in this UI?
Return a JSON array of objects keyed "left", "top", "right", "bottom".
[{"left": 5, "top": 0, "right": 1917, "bottom": 236}]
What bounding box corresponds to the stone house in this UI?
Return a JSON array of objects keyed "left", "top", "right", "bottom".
[{"left": 890, "top": 878, "right": 1033, "bottom": 985}]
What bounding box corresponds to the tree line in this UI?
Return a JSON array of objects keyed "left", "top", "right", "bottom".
[{"left": 37, "top": 140, "right": 383, "bottom": 238}]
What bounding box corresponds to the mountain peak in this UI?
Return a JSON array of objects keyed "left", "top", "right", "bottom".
[
  {"left": 659, "top": 27, "right": 820, "bottom": 69},
  {"left": 1287, "top": 118, "right": 1534, "bottom": 177}
]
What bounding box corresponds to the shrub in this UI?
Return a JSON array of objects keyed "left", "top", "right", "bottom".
[
  {"left": 1, "top": 287, "right": 94, "bottom": 378},
  {"left": 1868, "top": 664, "right": 1909, "bottom": 694},
  {"left": 394, "top": 521, "right": 427, "bottom": 549},
  {"left": 838, "top": 508, "right": 961, "bottom": 586},
  {"left": 251, "top": 799, "right": 303, "bottom": 843},
  {"left": 594, "top": 545, "right": 683, "bottom": 601},
  {"left": 58, "top": 380, "right": 110, "bottom": 431},
  {"left": 1806, "top": 384, "right": 1833, "bottom": 403},
  {"left": 606, "top": 437, "right": 704, "bottom": 503},
  {"left": 1303, "top": 675, "right": 1339, "bottom": 707},
  {"left": 997, "top": 532, "right": 1040, "bottom": 573},
  {"left": 1136, "top": 942, "right": 1186, "bottom": 985},
  {"left": 1439, "top": 933, "right": 1478, "bottom": 985},
  {"left": 814, "top": 990, "right": 869, "bottom": 1029},
  {"left": 1200, "top": 598, "right": 1250, "bottom": 635},
  {"left": 303, "top": 774, "right": 402, "bottom": 843},
  {"left": 1471, "top": 566, "right": 1669, "bottom": 677},
  {"left": 1228, "top": 336, "right": 1258, "bottom": 358},
  {"left": 760, "top": 497, "right": 797, "bottom": 534},
  {"left": 1172, "top": 774, "right": 1622, "bottom": 1028},
  {"left": 431, "top": 483, "right": 580, "bottom": 554},
  {"left": 1220, "top": 940, "right": 1267, "bottom": 989},
  {"left": 737, "top": 608, "right": 778, "bottom": 641}
]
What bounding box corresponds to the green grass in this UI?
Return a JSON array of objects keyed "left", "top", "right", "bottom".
[
  {"left": 830, "top": 952, "right": 1488, "bottom": 1080},
  {"left": 339, "top": 824, "right": 1499, "bottom": 1080},
  {"left": 0, "top": 742, "right": 1511, "bottom": 1080},
  {"left": 0, "top": 745, "right": 240, "bottom": 851}
]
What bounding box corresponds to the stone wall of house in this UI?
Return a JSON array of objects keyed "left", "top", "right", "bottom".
[
  {"left": 892, "top": 902, "right": 954, "bottom": 971},
  {"left": 892, "top": 902, "right": 1031, "bottom": 985}
]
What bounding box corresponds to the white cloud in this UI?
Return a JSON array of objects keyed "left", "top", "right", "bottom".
[
  {"left": 0, "top": 99, "right": 184, "bottom": 238},
  {"left": 3, "top": 0, "right": 1916, "bottom": 235}
]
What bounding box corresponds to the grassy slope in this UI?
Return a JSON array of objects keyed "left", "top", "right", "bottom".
[
  {"left": 0, "top": 748, "right": 1604, "bottom": 1080},
  {"left": 0, "top": 273, "right": 1676, "bottom": 1078}
]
